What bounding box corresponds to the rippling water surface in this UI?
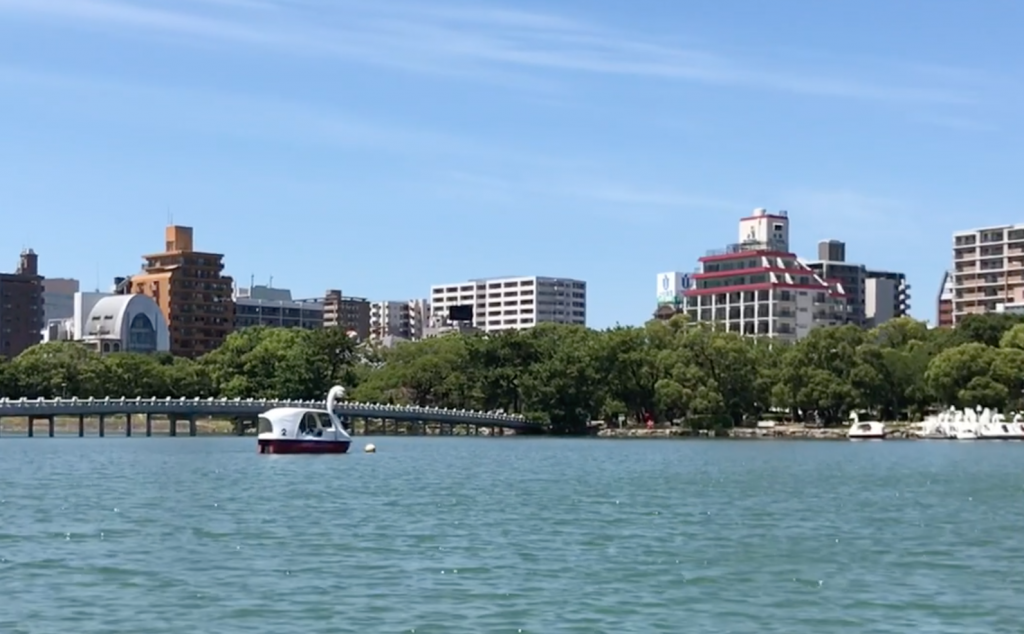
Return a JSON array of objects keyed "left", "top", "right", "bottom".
[{"left": 1, "top": 437, "right": 1023, "bottom": 633}]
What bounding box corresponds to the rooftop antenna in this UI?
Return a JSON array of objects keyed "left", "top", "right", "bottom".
[
  {"left": 269, "top": 275, "right": 273, "bottom": 288},
  {"left": 95, "top": 262, "right": 100, "bottom": 292},
  {"left": 250, "top": 273, "right": 254, "bottom": 291}
]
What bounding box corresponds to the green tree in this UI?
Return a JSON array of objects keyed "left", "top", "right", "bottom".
[{"left": 5, "top": 313, "right": 1021, "bottom": 433}]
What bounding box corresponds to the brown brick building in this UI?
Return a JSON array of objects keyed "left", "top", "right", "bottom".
[
  {"left": 128, "top": 226, "right": 234, "bottom": 358},
  {"left": 323, "top": 289, "right": 371, "bottom": 340},
  {"left": 0, "top": 249, "right": 44, "bottom": 358}
]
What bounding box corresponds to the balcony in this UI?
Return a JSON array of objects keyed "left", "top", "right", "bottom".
[{"left": 704, "top": 239, "right": 788, "bottom": 257}]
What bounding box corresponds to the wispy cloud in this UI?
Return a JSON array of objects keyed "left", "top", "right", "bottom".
[
  {"left": 782, "top": 188, "right": 919, "bottom": 239},
  {"left": 428, "top": 169, "right": 741, "bottom": 222},
  {"left": 913, "top": 113, "right": 996, "bottom": 132},
  {"left": 0, "top": 0, "right": 991, "bottom": 106},
  {"left": 0, "top": 64, "right": 474, "bottom": 156},
  {"left": 559, "top": 184, "right": 739, "bottom": 211}
]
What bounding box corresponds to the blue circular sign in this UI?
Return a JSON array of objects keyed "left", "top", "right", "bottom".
[
  {"left": 661, "top": 275, "right": 669, "bottom": 290},
  {"left": 680, "top": 274, "right": 690, "bottom": 289}
]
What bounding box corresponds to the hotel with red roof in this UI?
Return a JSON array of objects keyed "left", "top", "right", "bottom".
[{"left": 664, "top": 208, "right": 849, "bottom": 342}]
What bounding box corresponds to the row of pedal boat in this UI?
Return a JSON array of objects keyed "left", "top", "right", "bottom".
[{"left": 847, "top": 407, "right": 1024, "bottom": 440}]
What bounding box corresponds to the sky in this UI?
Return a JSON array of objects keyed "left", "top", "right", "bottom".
[{"left": 1, "top": 0, "right": 1022, "bottom": 328}]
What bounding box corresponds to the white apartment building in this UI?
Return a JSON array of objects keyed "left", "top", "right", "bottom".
[
  {"left": 370, "top": 299, "right": 429, "bottom": 341},
  {"left": 951, "top": 223, "right": 1024, "bottom": 323},
  {"left": 429, "top": 276, "right": 586, "bottom": 333}
]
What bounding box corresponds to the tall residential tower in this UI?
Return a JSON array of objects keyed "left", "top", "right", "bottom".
[
  {"left": 951, "top": 223, "right": 1024, "bottom": 322},
  {"left": 128, "top": 225, "right": 234, "bottom": 358}
]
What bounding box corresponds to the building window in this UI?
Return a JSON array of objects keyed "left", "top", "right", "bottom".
[{"left": 128, "top": 313, "right": 158, "bottom": 353}]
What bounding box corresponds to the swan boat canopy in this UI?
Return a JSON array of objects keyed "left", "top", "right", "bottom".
[
  {"left": 846, "top": 413, "right": 886, "bottom": 440},
  {"left": 257, "top": 386, "right": 352, "bottom": 454}
]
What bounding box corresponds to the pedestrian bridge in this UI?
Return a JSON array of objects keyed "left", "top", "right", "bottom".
[{"left": 0, "top": 396, "right": 545, "bottom": 435}]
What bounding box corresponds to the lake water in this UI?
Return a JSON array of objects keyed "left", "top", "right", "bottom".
[{"left": 0, "top": 437, "right": 1022, "bottom": 633}]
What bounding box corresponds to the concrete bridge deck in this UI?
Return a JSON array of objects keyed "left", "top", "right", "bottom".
[{"left": 0, "top": 396, "right": 545, "bottom": 437}]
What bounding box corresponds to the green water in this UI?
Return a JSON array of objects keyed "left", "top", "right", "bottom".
[{"left": 1, "top": 437, "right": 1022, "bottom": 633}]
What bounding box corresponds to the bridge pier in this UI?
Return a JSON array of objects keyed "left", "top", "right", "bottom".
[{"left": 0, "top": 397, "right": 540, "bottom": 440}]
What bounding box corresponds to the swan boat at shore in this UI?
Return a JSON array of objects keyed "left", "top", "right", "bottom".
[
  {"left": 257, "top": 386, "right": 352, "bottom": 454},
  {"left": 847, "top": 412, "right": 886, "bottom": 440}
]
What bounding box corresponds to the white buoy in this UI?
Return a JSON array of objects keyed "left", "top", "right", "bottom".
[{"left": 364, "top": 443, "right": 376, "bottom": 453}]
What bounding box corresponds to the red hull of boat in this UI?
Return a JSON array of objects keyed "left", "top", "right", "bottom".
[{"left": 258, "top": 439, "right": 351, "bottom": 454}]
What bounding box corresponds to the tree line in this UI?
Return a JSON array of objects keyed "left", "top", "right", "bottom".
[{"left": 2, "top": 314, "right": 1024, "bottom": 433}]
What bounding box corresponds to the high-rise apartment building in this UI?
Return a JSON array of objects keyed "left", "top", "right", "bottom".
[
  {"left": 865, "top": 270, "right": 910, "bottom": 326},
  {"left": 323, "top": 290, "right": 371, "bottom": 340},
  {"left": 951, "top": 223, "right": 1024, "bottom": 323},
  {"left": 805, "top": 240, "right": 909, "bottom": 327},
  {"left": 429, "top": 276, "right": 586, "bottom": 333},
  {"left": 0, "top": 249, "right": 44, "bottom": 358},
  {"left": 128, "top": 225, "right": 234, "bottom": 358},
  {"left": 683, "top": 209, "right": 848, "bottom": 342},
  {"left": 233, "top": 284, "right": 323, "bottom": 330},
  {"left": 370, "top": 299, "right": 429, "bottom": 341}
]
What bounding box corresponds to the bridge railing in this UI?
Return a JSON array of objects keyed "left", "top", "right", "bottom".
[{"left": 0, "top": 396, "right": 535, "bottom": 425}]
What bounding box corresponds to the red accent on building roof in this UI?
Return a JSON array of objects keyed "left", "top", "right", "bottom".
[
  {"left": 693, "top": 266, "right": 819, "bottom": 280},
  {"left": 698, "top": 250, "right": 793, "bottom": 264},
  {"left": 683, "top": 282, "right": 845, "bottom": 298}
]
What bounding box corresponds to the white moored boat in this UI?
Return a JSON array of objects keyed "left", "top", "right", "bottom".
[
  {"left": 977, "top": 409, "right": 1024, "bottom": 440},
  {"left": 257, "top": 386, "right": 353, "bottom": 454},
  {"left": 847, "top": 412, "right": 886, "bottom": 440}
]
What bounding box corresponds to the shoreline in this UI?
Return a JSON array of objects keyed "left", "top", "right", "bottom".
[
  {"left": 0, "top": 417, "right": 925, "bottom": 440},
  {"left": 595, "top": 424, "right": 918, "bottom": 440}
]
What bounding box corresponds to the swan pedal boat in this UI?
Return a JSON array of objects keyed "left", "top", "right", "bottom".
[
  {"left": 257, "top": 386, "right": 352, "bottom": 454},
  {"left": 847, "top": 418, "right": 887, "bottom": 440}
]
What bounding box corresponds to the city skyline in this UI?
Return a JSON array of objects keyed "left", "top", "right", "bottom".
[{"left": 2, "top": 0, "right": 1022, "bottom": 327}]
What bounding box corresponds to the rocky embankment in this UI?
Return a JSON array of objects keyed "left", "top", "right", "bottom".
[{"left": 596, "top": 424, "right": 915, "bottom": 440}]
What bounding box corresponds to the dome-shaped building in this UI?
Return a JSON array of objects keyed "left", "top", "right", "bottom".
[{"left": 77, "top": 293, "right": 170, "bottom": 354}]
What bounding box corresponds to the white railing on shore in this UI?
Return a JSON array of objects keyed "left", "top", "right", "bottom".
[{"left": 0, "top": 396, "right": 534, "bottom": 427}]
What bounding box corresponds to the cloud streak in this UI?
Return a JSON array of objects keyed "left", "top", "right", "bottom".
[
  {"left": 0, "top": 0, "right": 990, "bottom": 106},
  {"left": 0, "top": 64, "right": 475, "bottom": 157}
]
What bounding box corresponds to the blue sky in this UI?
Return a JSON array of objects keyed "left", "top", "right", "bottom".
[{"left": 0, "top": 0, "right": 1020, "bottom": 327}]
